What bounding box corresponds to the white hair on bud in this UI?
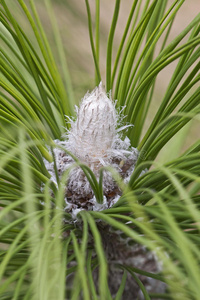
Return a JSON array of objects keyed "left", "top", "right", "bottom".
[
  {"left": 64, "top": 82, "right": 138, "bottom": 167},
  {"left": 43, "top": 82, "right": 141, "bottom": 213},
  {"left": 66, "top": 83, "right": 116, "bottom": 165}
]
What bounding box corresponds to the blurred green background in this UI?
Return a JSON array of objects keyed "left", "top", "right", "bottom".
[{"left": 8, "top": 0, "right": 200, "bottom": 159}]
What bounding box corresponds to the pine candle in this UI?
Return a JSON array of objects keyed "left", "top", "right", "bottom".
[
  {"left": 43, "top": 83, "right": 165, "bottom": 299},
  {"left": 44, "top": 82, "right": 139, "bottom": 213}
]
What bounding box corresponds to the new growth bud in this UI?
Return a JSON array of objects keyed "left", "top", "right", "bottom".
[
  {"left": 44, "top": 83, "right": 139, "bottom": 212},
  {"left": 67, "top": 83, "right": 116, "bottom": 167}
]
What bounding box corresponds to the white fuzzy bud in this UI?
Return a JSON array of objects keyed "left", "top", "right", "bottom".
[
  {"left": 67, "top": 83, "right": 116, "bottom": 166},
  {"left": 43, "top": 82, "right": 140, "bottom": 212}
]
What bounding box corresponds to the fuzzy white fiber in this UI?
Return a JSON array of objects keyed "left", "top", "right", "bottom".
[
  {"left": 67, "top": 82, "right": 116, "bottom": 164},
  {"left": 44, "top": 83, "right": 139, "bottom": 212}
]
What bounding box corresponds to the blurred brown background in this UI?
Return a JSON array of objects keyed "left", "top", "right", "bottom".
[{"left": 10, "top": 0, "right": 200, "bottom": 157}]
